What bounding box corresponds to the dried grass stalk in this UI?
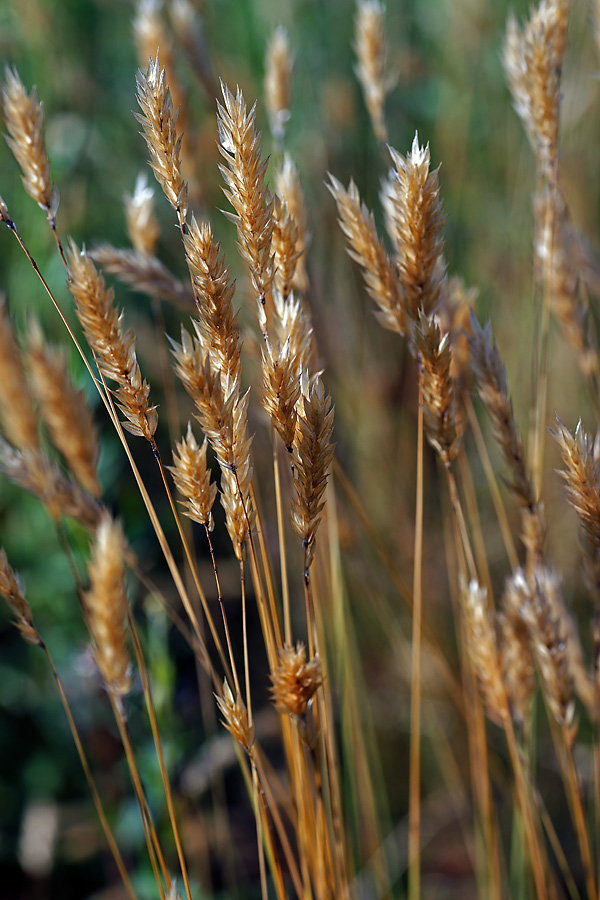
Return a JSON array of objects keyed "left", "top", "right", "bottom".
[
  {"left": 85, "top": 514, "right": 132, "bottom": 697},
  {"left": 291, "top": 374, "right": 335, "bottom": 566},
  {"left": 382, "top": 134, "right": 447, "bottom": 321},
  {"left": 1, "top": 67, "right": 58, "bottom": 220},
  {"left": 135, "top": 53, "right": 187, "bottom": 218},
  {"left": 66, "top": 241, "right": 158, "bottom": 441},
  {"left": 354, "top": 0, "right": 394, "bottom": 144},
  {"left": 328, "top": 174, "right": 405, "bottom": 335},
  {"left": 91, "top": 245, "right": 195, "bottom": 310},
  {"left": 169, "top": 424, "right": 217, "bottom": 530},
  {"left": 0, "top": 548, "right": 40, "bottom": 645},
  {"left": 265, "top": 27, "right": 292, "bottom": 144},
  {"left": 27, "top": 319, "right": 100, "bottom": 498},
  {"left": 270, "top": 642, "right": 321, "bottom": 718},
  {"left": 217, "top": 82, "right": 274, "bottom": 317},
  {"left": 0, "top": 294, "right": 39, "bottom": 451}
]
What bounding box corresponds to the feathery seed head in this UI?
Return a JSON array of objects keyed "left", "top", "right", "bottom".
[
  {"left": 169, "top": 424, "right": 217, "bottom": 530},
  {"left": 85, "top": 514, "right": 132, "bottom": 697},
  {"left": 274, "top": 155, "right": 309, "bottom": 293},
  {"left": 461, "top": 578, "right": 506, "bottom": 727},
  {"left": 0, "top": 294, "right": 39, "bottom": 452},
  {"left": 414, "top": 312, "right": 459, "bottom": 466},
  {"left": 2, "top": 67, "right": 58, "bottom": 220},
  {"left": 135, "top": 53, "right": 187, "bottom": 218},
  {"left": 271, "top": 642, "right": 321, "bottom": 718},
  {"left": 354, "top": 0, "right": 393, "bottom": 144},
  {"left": 0, "top": 549, "right": 40, "bottom": 646},
  {"left": 216, "top": 679, "right": 254, "bottom": 751}
]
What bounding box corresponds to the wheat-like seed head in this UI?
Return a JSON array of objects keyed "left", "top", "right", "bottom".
[
  {"left": 171, "top": 327, "right": 255, "bottom": 559},
  {"left": 274, "top": 154, "right": 309, "bottom": 294},
  {"left": 91, "top": 245, "right": 195, "bottom": 310},
  {"left": 1, "top": 67, "right": 58, "bottom": 220},
  {"left": 354, "top": 0, "right": 394, "bottom": 144},
  {"left": 291, "top": 374, "right": 335, "bottom": 566},
  {"left": 503, "top": 1, "right": 570, "bottom": 175},
  {"left": 499, "top": 583, "right": 536, "bottom": 727},
  {"left": 135, "top": 53, "right": 187, "bottom": 218},
  {"left": 0, "top": 438, "right": 102, "bottom": 531},
  {"left": 509, "top": 566, "right": 577, "bottom": 730},
  {"left": 169, "top": 424, "right": 217, "bottom": 530},
  {"left": 217, "top": 82, "right": 274, "bottom": 313},
  {"left": 125, "top": 172, "right": 160, "bottom": 257},
  {"left": 183, "top": 217, "right": 241, "bottom": 394},
  {"left": 328, "top": 173, "right": 405, "bottom": 336},
  {"left": 0, "top": 549, "right": 40, "bottom": 646},
  {"left": 384, "top": 134, "right": 447, "bottom": 322},
  {"left": 270, "top": 642, "right": 321, "bottom": 718},
  {"left": 216, "top": 679, "right": 254, "bottom": 751},
  {"left": 262, "top": 335, "right": 302, "bottom": 453},
  {"left": 272, "top": 194, "right": 302, "bottom": 301},
  {"left": 265, "top": 26, "right": 293, "bottom": 144},
  {"left": 27, "top": 319, "right": 100, "bottom": 498},
  {"left": 0, "top": 294, "right": 39, "bottom": 451},
  {"left": 414, "top": 312, "right": 459, "bottom": 467},
  {"left": 85, "top": 514, "right": 132, "bottom": 697},
  {"left": 66, "top": 240, "right": 158, "bottom": 441},
  {"left": 461, "top": 578, "right": 506, "bottom": 727}
]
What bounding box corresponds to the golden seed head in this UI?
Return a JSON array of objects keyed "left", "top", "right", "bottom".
[
  {"left": 265, "top": 26, "right": 293, "bottom": 143},
  {"left": 215, "top": 679, "right": 254, "bottom": 752},
  {"left": 0, "top": 548, "right": 40, "bottom": 646},
  {"left": 271, "top": 642, "right": 321, "bottom": 718},
  {"left": 125, "top": 172, "right": 160, "bottom": 256},
  {"left": 85, "top": 514, "right": 132, "bottom": 697}
]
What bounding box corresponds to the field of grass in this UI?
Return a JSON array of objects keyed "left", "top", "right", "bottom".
[{"left": 2, "top": 1, "right": 600, "bottom": 899}]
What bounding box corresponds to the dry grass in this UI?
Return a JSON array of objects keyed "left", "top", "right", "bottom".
[{"left": 2, "top": 3, "right": 600, "bottom": 899}]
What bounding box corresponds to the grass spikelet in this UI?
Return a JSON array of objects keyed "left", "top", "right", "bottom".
[
  {"left": 274, "top": 154, "right": 309, "bottom": 293},
  {"left": 216, "top": 679, "right": 254, "bottom": 751},
  {"left": 217, "top": 82, "right": 274, "bottom": 319},
  {"left": 461, "top": 578, "right": 506, "bottom": 726},
  {"left": 66, "top": 240, "right": 158, "bottom": 441},
  {"left": 414, "top": 312, "right": 459, "bottom": 467},
  {"left": 125, "top": 172, "right": 160, "bottom": 257},
  {"left": 272, "top": 194, "right": 302, "bottom": 301},
  {"left": 168, "top": 424, "right": 217, "bottom": 530},
  {"left": 183, "top": 216, "right": 241, "bottom": 392},
  {"left": 135, "top": 53, "right": 187, "bottom": 219},
  {"left": 499, "top": 582, "right": 536, "bottom": 727},
  {"left": 27, "top": 319, "right": 100, "bottom": 498},
  {"left": 354, "top": 0, "right": 393, "bottom": 144},
  {"left": 291, "top": 373, "right": 335, "bottom": 568},
  {"left": 503, "top": 0, "right": 570, "bottom": 176},
  {"left": 262, "top": 334, "right": 301, "bottom": 453},
  {"left": 0, "top": 293, "right": 39, "bottom": 451},
  {"left": 383, "top": 134, "right": 447, "bottom": 321},
  {"left": 1, "top": 67, "right": 58, "bottom": 222},
  {"left": 265, "top": 26, "right": 292, "bottom": 144},
  {"left": 270, "top": 642, "right": 321, "bottom": 718},
  {"left": 0, "top": 549, "right": 40, "bottom": 646},
  {"left": 328, "top": 173, "right": 405, "bottom": 335},
  {"left": 85, "top": 514, "right": 132, "bottom": 697}
]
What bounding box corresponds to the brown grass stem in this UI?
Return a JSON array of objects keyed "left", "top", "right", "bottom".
[
  {"left": 273, "top": 439, "right": 291, "bottom": 645},
  {"left": 408, "top": 366, "right": 424, "bottom": 900},
  {"left": 42, "top": 644, "right": 138, "bottom": 900},
  {"left": 128, "top": 615, "right": 193, "bottom": 900}
]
